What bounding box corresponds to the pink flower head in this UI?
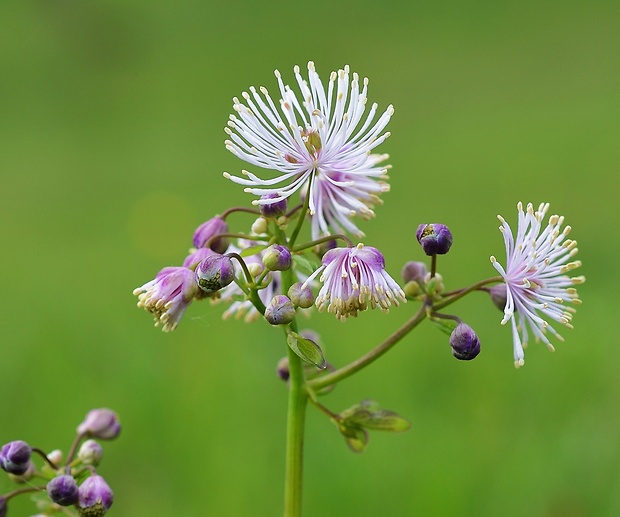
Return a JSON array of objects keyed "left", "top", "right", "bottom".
[
  {"left": 224, "top": 61, "right": 393, "bottom": 239},
  {"left": 490, "top": 202, "right": 585, "bottom": 367},
  {"left": 133, "top": 266, "right": 199, "bottom": 332},
  {"left": 304, "top": 243, "right": 406, "bottom": 320}
]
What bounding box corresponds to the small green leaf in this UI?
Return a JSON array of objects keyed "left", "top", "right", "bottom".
[
  {"left": 340, "top": 400, "right": 411, "bottom": 433},
  {"left": 351, "top": 410, "right": 411, "bottom": 432},
  {"left": 240, "top": 244, "right": 268, "bottom": 257},
  {"left": 430, "top": 317, "right": 459, "bottom": 337},
  {"left": 286, "top": 331, "right": 327, "bottom": 369},
  {"left": 292, "top": 254, "right": 319, "bottom": 276}
]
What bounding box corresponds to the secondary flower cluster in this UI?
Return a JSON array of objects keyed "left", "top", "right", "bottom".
[
  {"left": 491, "top": 202, "right": 584, "bottom": 367},
  {"left": 0, "top": 408, "right": 119, "bottom": 516},
  {"left": 134, "top": 210, "right": 406, "bottom": 329}
]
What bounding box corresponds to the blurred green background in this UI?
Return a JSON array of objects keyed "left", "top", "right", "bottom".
[{"left": 1, "top": 0, "right": 618, "bottom": 515}]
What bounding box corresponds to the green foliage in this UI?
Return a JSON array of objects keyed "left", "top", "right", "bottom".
[
  {"left": 336, "top": 400, "right": 412, "bottom": 453},
  {"left": 286, "top": 331, "right": 327, "bottom": 370}
]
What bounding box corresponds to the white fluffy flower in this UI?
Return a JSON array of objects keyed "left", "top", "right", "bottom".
[
  {"left": 490, "top": 202, "right": 585, "bottom": 367},
  {"left": 224, "top": 61, "right": 393, "bottom": 239}
]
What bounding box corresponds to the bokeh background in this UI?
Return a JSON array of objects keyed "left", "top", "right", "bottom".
[{"left": 1, "top": 1, "right": 618, "bottom": 515}]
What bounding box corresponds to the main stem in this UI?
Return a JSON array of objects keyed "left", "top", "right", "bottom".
[
  {"left": 278, "top": 217, "right": 308, "bottom": 517},
  {"left": 284, "top": 343, "right": 307, "bottom": 517}
]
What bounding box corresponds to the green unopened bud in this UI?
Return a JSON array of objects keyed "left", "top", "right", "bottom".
[
  {"left": 264, "top": 295, "right": 296, "bottom": 325},
  {"left": 288, "top": 282, "right": 314, "bottom": 308},
  {"left": 403, "top": 280, "right": 423, "bottom": 298},
  {"left": 251, "top": 217, "right": 268, "bottom": 235},
  {"left": 263, "top": 245, "right": 292, "bottom": 271},
  {"left": 425, "top": 272, "right": 444, "bottom": 295},
  {"left": 78, "top": 439, "right": 103, "bottom": 466}
]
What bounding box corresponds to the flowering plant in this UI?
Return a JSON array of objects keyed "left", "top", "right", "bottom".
[
  {"left": 0, "top": 409, "right": 119, "bottom": 516},
  {"left": 130, "top": 62, "right": 584, "bottom": 516}
]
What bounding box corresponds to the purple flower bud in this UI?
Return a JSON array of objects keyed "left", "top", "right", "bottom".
[
  {"left": 47, "top": 474, "right": 79, "bottom": 506},
  {"left": 288, "top": 282, "right": 314, "bottom": 309},
  {"left": 450, "top": 323, "right": 481, "bottom": 361},
  {"left": 263, "top": 244, "right": 292, "bottom": 272},
  {"left": 77, "top": 409, "right": 121, "bottom": 440},
  {"left": 276, "top": 357, "right": 290, "bottom": 382},
  {"left": 195, "top": 254, "right": 235, "bottom": 293},
  {"left": 77, "top": 475, "right": 113, "bottom": 514},
  {"left": 78, "top": 439, "right": 104, "bottom": 466},
  {"left": 416, "top": 224, "right": 453, "bottom": 256},
  {"left": 259, "top": 193, "right": 288, "bottom": 218},
  {"left": 192, "top": 216, "right": 229, "bottom": 253},
  {"left": 0, "top": 496, "right": 6, "bottom": 517},
  {"left": 264, "top": 295, "right": 296, "bottom": 325},
  {"left": 182, "top": 247, "right": 215, "bottom": 269},
  {"left": 0, "top": 440, "right": 32, "bottom": 475},
  {"left": 401, "top": 261, "right": 428, "bottom": 283},
  {"left": 489, "top": 284, "right": 508, "bottom": 312}
]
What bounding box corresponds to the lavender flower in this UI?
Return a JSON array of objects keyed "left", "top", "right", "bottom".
[
  {"left": 192, "top": 216, "right": 229, "bottom": 253},
  {"left": 77, "top": 475, "right": 113, "bottom": 515},
  {"left": 77, "top": 408, "right": 121, "bottom": 440},
  {"left": 304, "top": 244, "right": 406, "bottom": 320},
  {"left": 490, "top": 202, "right": 584, "bottom": 367},
  {"left": 224, "top": 61, "right": 393, "bottom": 239},
  {"left": 133, "top": 266, "right": 200, "bottom": 332}
]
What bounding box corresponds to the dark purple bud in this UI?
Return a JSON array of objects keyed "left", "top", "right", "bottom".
[
  {"left": 416, "top": 224, "right": 453, "bottom": 256},
  {"left": 0, "top": 440, "right": 32, "bottom": 475},
  {"left": 0, "top": 495, "right": 6, "bottom": 517},
  {"left": 489, "top": 284, "right": 507, "bottom": 312},
  {"left": 195, "top": 254, "right": 235, "bottom": 293},
  {"left": 47, "top": 474, "right": 79, "bottom": 506},
  {"left": 192, "top": 216, "right": 229, "bottom": 253},
  {"left": 288, "top": 282, "right": 314, "bottom": 309},
  {"left": 276, "top": 357, "right": 290, "bottom": 382},
  {"left": 264, "top": 295, "right": 296, "bottom": 325},
  {"left": 259, "top": 193, "right": 288, "bottom": 218},
  {"left": 78, "top": 439, "right": 104, "bottom": 466},
  {"left": 450, "top": 323, "right": 481, "bottom": 361},
  {"left": 401, "top": 261, "right": 428, "bottom": 283},
  {"left": 77, "top": 475, "right": 114, "bottom": 515},
  {"left": 77, "top": 409, "right": 121, "bottom": 440}
]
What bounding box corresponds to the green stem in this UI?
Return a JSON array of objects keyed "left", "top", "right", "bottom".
[
  {"left": 308, "top": 304, "right": 427, "bottom": 391},
  {"left": 291, "top": 234, "right": 353, "bottom": 253},
  {"left": 433, "top": 276, "right": 502, "bottom": 311},
  {"left": 284, "top": 343, "right": 307, "bottom": 517},
  {"left": 278, "top": 222, "right": 308, "bottom": 517},
  {"left": 288, "top": 175, "right": 313, "bottom": 248}
]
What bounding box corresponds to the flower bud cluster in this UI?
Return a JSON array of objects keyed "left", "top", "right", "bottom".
[
  {"left": 0, "top": 408, "right": 118, "bottom": 516},
  {"left": 133, "top": 214, "right": 238, "bottom": 331}
]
